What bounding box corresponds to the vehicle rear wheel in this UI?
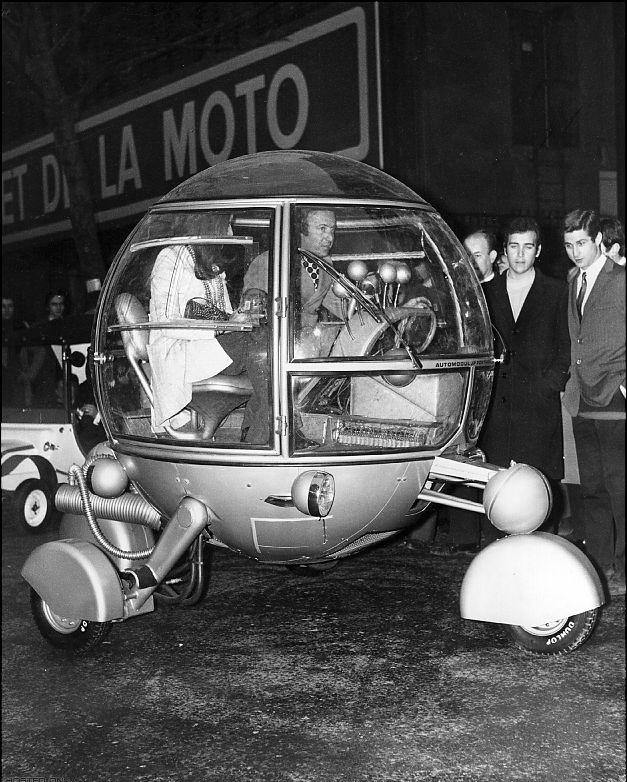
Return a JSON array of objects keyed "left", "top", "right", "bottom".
[
  {"left": 30, "top": 588, "right": 112, "bottom": 653},
  {"left": 506, "top": 608, "right": 599, "bottom": 655},
  {"left": 14, "top": 479, "right": 56, "bottom": 533}
]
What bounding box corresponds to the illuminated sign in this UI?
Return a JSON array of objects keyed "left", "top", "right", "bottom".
[{"left": 2, "top": 5, "right": 380, "bottom": 246}]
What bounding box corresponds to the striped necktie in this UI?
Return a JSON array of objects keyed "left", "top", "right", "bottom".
[{"left": 576, "top": 271, "right": 587, "bottom": 321}]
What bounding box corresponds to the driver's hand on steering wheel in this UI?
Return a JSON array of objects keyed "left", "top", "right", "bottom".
[{"left": 402, "top": 295, "right": 432, "bottom": 309}]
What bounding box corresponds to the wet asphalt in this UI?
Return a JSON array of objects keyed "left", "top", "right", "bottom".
[{"left": 2, "top": 503, "right": 625, "bottom": 782}]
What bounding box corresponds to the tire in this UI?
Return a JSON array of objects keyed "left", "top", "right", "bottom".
[
  {"left": 14, "top": 479, "right": 56, "bottom": 533},
  {"left": 30, "top": 588, "right": 112, "bottom": 653},
  {"left": 506, "top": 608, "right": 599, "bottom": 655}
]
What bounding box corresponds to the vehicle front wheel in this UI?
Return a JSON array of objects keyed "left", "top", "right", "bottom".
[
  {"left": 14, "top": 479, "right": 56, "bottom": 533},
  {"left": 506, "top": 608, "right": 599, "bottom": 655},
  {"left": 30, "top": 589, "right": 112, "bottom": 653}
]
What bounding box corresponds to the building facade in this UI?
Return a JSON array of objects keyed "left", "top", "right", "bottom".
[{"left": 2, "top": 2, "right": 623, "bottom": 319}]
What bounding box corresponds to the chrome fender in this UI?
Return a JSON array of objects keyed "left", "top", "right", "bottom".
[
  {"left": 460, "top": 532, "right": 604, "bottom": 626},
  {"left": 21, "top": 539, "right": 124, "bottom": 622}
]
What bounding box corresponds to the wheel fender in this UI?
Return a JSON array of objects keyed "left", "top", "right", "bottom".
[
  {"left": 21, "top": 539, "right": 124, "bottom": 622},
  {"left": 460, "top": 532, "right": 604, "bottom": 626},
  {"left": 3, "top": 454, "right": 58, "bottom": 489}
]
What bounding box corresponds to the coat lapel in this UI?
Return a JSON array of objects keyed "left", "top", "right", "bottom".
[
  {"left": 581, "top": 257, "right": 615, "bottom": 318},
  {"left": 514, "top": 268, "right": 544, "bottom": 332},
  {"left": 489, "top": 273, "right": 515, "bottom": 336}
]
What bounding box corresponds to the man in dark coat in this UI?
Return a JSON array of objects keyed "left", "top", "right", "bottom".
[{"left": 479, "top": 216, "right": 570, "bottom": 538}]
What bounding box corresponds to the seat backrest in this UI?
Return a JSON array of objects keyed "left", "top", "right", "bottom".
[
  {"left": 115, "top": 293, "right": 150, "bottom": 362},
  {"left": 114, "top": 293, "right": 154, "bottom": 408}
]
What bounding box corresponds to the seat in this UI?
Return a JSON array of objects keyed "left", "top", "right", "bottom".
[
  {"left": 188, "top": 375, "right": 253, "bottom": 440},
  {"left": 114, "top": 293, "right": 252, "bottom": 441}
]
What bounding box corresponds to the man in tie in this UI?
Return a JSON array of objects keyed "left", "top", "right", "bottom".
[{"left": 562, "top": 209, "right": 626, "bottom": 596}]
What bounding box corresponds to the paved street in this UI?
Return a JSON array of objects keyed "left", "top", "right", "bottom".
[{"left": 2, "top": 502, "right": 625, "bottom": 782}]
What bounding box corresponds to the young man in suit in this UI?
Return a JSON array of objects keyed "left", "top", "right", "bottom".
[
  {"left": 437, "top": 217, "right": 570, "bottom": 556},
  {"left": 562, "top": 209, "right": 625, "bottom": 596},
  {"left": 479, "top": 217, "right": 571, "bottom": 537}
]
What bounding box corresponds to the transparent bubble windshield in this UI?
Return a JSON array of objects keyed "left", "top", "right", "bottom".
[
  {"left": 99, "top": 208, "right": 274, "bottom": 447},
  {"left": 292, "top": 370, "right": 468, "bottom": 455},
  {"left": 290, "top": 206, "right": 491, "bottom": 361}
]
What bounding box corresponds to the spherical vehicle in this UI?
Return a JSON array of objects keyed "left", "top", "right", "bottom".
[{"left": 21, "top": 151, "right": 604, "bottom": 654}]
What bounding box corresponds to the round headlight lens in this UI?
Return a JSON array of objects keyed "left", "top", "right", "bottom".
[{"left": 291, "top": 471, "right": 335, "bottom": 517}]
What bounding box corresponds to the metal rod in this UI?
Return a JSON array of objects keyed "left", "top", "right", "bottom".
[
  {"left": 417, "top": 488, "right": 485, "bottom": 514},
  {"left": 108, "top": 319, "right": 252, "bottom": 332},
  {"left": 130, "top": 236, "right": 254, "bottom": 253}
]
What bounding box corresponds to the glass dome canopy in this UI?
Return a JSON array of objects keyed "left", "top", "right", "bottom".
[
  {"left": 96, "top": 151, "right": 492, "bottom": 458},
  {"left": 159, "top": 150, "right": 428, "bottom": 203}
]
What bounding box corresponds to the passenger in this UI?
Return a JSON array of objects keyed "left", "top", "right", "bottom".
[{"left": 148, "top": 216, "right": 269, "bottom": 444}]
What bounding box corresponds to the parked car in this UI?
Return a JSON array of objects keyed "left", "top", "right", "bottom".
[{"left": 2, "top": 315, "right": 105, "bottom": 532}]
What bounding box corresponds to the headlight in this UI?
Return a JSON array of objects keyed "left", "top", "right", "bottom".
[
  {"left": 483, "top": 463, "right": 552, "bottom": 534},
  {"left": 291, "top": 471, "right": 335, "bottom": 517}
]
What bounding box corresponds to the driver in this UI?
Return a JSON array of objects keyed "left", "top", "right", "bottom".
[{"left": 242, "top": 208, "right": 343, "bottom": 357}]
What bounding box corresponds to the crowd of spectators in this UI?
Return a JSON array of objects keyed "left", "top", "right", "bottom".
[
  {"left": 1, "top": 290, "right": 69, "bottom": 409},
  {"left": 412, "top": 211, "right": 625, "bottom": 598}
]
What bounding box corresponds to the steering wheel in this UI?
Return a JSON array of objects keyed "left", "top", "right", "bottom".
[{"left": 331, "top": 304, "right": 437, "bottom": 359}]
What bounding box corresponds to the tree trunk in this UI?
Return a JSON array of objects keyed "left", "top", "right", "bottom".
[{"left": 29, "top": 5, "right": 104, "bottom": 312}]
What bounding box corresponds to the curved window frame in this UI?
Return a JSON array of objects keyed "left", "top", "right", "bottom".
[
  {"left": 284, "top": 202, "right": 492, "bottom": 365},
  {"left": 93, "top": 202, "right": 282, "bottom": 453}
]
